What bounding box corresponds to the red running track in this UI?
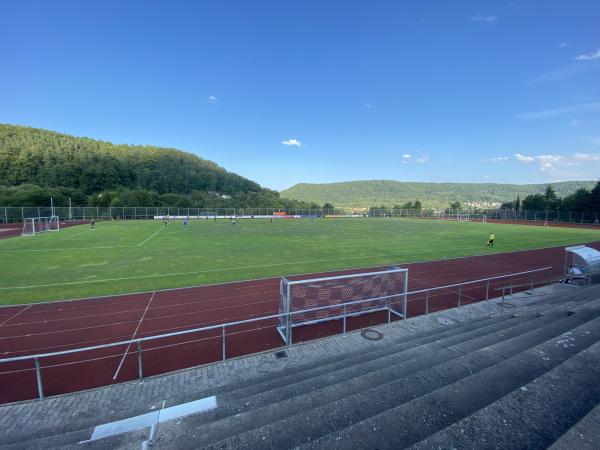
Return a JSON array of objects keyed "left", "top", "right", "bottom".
[
  {"left": 0, "top": 242, "right": 598, "bottom": 404},
  {"left": 0, "top": 221, "right": 89, "bottom": 240}
]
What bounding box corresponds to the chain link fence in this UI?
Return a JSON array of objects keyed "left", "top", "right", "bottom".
[{"left": 0, "top": 206, "right": 598, "bottom": 224}]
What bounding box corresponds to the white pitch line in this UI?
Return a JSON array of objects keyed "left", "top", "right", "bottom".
[
  {"left": 0, "top": 304, "right": 32, "bottom": 327},
  {"left": 112, "top": 291, "right": 156, "bottom": 380},
  {"left": 137, "top": 227, "right": 164, "bottom": 247},
  {"left": 0, "top": 254, "right": 400, "bottom": 290},
  {"left": 0, "top": 241, "right": 574, "bottom": 291}
]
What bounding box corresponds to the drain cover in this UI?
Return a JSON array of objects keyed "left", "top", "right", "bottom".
[
  {"left": 360, "top": 329, "right": 384, "bottom": 341},
  {"left": 274, "top": 351, "right": 288, "bottom": 359}
]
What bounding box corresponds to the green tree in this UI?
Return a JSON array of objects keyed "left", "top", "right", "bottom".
[
  {"left": 562, "top": 189, "right": 591, "bottom": 211},
  {"left": 449, "top": 201, "right": 461, "bottom": 210},
  {"left": 589, "top": 180, "right": 600, "bottom": 212},
  {"left": 521, "top": 194, "right": 546, "bottom": 211},
  {"left": 543, "top": 185, "right": 560, "bottom": 210}
]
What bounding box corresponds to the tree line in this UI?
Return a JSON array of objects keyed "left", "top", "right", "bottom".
[
  {"left": 0, "top": 124, "right": 317, "bottom": 210},
  {"left": 281, "top": 179, "right": 596, "bottom": 209},
  {"left": 499, "top": 183, "right": 600, "bottom": 212}
]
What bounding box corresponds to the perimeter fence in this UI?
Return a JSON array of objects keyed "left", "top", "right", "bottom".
[{"left": 1, "top": 206, "right": 599, "bottom": 225}]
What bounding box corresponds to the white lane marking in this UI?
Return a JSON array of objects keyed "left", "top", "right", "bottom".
[
  {"left": 137, "top": 227, "right": 164, "bottom": 247},
  {"left": 86, "top": 396, "right": 217, "bottom": 442},
  {"left": 112, "top": 292, "right": 156, "bottom": 380},
  {"left": 0, "top": 304, "right": 32, "bottom": 327}
]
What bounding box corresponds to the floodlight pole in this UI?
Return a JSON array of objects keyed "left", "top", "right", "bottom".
[{"left": 50, "top": 197, "right": 54, "bottom": 217}]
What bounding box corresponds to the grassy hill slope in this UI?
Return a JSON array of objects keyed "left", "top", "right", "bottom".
[{"left": 280, "top": 180, "right": 597, "bottom": 209}]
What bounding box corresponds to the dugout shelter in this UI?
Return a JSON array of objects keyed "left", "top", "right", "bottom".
[{"left": 564, "top": 245, "right": 600, "bottom": 284}]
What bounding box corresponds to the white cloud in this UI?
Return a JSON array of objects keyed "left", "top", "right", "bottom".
[
  {"left": 529, "top": 63, "right": 600, "bottom": 83},
  {"left": 517, "top": 102, "right": 600, "bottom": 119},
  {"left": 402, "top": 154, "right": 411, "bottom": 159},
  {"left": 472, "top": 14, "right": 496, "bottom": 23},
  {"left": 558, "top": 42, "right": 567, "bottom": 49},
  {"left": 513, "top": 152, "right": 600, "bottom": 177},
  {"left": 208, "top": 95, "right": 218, "bottom": 104},
  {"left": 416, "top": 152, "right": 428, "bottom": 163},
  {"left": 574, "top": 152, "right": 600, "bottom": 161},
  {"left": 281, "top": 139, "right": 302, "bottom": 147},
  {"left": 514, "top": 153, "right": 535, "bottom": 163},
  {"left": 491, "top": 156, "right": 509, "bottom": 162},
  {"left": 365, "top": 103, "right": 372, "bottom": 109},
  {"left": 575, "top": 48, "right": 600, "bottom": 61}
]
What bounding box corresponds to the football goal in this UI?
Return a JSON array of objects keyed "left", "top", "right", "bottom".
[
  {"left": 437, "top": 212, "right": 487, "bottom": 223},
  {"left": 21, "top": 216, "right": 60, "bottom": 236},
  {"left": 459, "top": 214, "right": 487, "bottom": 223},
  {"left": 278, "top": 266, "right": 409, "bottom": 344}
]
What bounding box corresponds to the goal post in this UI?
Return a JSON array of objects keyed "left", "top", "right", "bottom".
[
  {"left": 21, "top": 216, "right": 60, "bottom": 236},
  {"left": 277, "top": 266, "right": 409, "bottom": 344}
]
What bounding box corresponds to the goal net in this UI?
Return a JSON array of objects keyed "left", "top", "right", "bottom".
[
  {"left": 278, "top": 266, "right": 408, "bottom": 344},
  {"left": 437, "top": 212, "right": 487, "bottom": 223},
  {"left": 21, "top": 216, "right": 60, "bottom": 236},
  {"left": 459, "top": 214, "right": 487, "bottom": 223}
]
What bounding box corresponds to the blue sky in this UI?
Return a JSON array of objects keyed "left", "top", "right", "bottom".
[{"left": 1, "top": 0, "right": 599, "bottom": 191}]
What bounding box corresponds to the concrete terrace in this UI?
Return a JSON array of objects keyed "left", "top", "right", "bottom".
[{"left": 0, "top": 283, "right": 599, "bottom": 449}]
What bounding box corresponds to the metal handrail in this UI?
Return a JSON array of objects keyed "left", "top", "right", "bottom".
[
  {"left": 0, "top": 266, "right": 552, "bottom": 365},
  {"left": 0, "top": 266, "right": 553, "bottom": 400}
]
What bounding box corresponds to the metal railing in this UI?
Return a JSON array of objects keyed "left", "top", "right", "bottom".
[
  {"left": 1, "top": 206, "right": 599, "bottom": 224},
  {"left": 0, "top": 266, "right": 552, "bottom": 401}
]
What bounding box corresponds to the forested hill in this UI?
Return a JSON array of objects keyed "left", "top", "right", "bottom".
[
  {"left": 281, "top": 180, "right": 597, "bottom": 209},
  {"left": 0, "top": 124, "right": 295, "bottom": 208}
]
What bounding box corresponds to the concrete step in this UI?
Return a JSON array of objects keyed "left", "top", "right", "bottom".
[
  {"left": 151, "top": 298, "right": 600, "bottom": 449},
  {"left": 164, "top": 285, "right": 600, "bottom": 415},
  {"left": 149, "top": 310, "right": 559, "bottom": 446},
  {"left": 4, "top": 285, "right": 599, "bottom": 450},
  {"left": 0, "top": 427, "right": 149, "bottom": 450},
  {"left": 548, "top": 403, "right": 600, "bottom": 450},
  {"left": 163, "top": 281, "right": 600, "bottom": 410},
  {"left": 0, "top": 301, "right": 531, "bottom": 449},
  {"left": 409, "top": 343, "right": 600, "bottom": 450},
  {"left": 158, "top": 307, "right": 572, "bottom": 433},
  {"left": 301, "top": 313, "right": 600, "bottom": 449}
]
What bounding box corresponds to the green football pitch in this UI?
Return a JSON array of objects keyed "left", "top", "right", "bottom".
[{"left": 1, "top": 218, "right": 599, "bottom": 305}]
